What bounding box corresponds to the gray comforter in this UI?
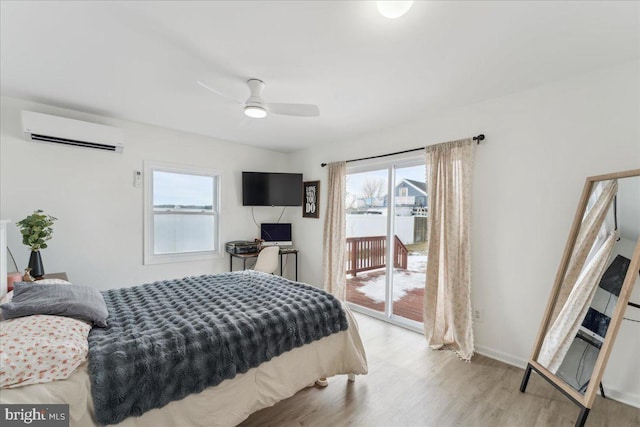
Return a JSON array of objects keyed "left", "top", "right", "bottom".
[{"left": 87, "top": 271, "right": 348, "bottom": 425}]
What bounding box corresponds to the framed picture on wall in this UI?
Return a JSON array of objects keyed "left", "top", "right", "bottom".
[{"left": 303, "top": 181, "right": 320, "bottom": 218}]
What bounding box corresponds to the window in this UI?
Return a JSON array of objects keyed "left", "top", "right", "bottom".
[{"left": 144, "top": 161, "right": 220, "bottom": 265}]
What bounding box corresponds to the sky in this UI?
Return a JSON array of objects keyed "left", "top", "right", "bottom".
[{"left": 153, "top": 171, "right": 214, "bottom": 206}]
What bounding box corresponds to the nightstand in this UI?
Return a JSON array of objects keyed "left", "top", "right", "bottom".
[
  {"left": 7, "top": 272, "right": 69, "bottom": 291},
  {"left": 35, "top": 272, "right": 69, "bottom": 281}
]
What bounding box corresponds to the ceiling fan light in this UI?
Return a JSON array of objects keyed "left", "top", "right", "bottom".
[
  {"left": 244, "top": 105, "right": 267, "bottom": 118},
  {"left": 377, "top": 1, "right": 414, "bottom": 19}
]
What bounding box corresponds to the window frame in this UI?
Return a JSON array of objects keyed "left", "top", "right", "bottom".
[{"left": 143, "top": 160, "right": 222, "bottom": 265}]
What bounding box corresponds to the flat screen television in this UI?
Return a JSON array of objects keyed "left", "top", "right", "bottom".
[{"left": 242, "top": 172, "right": 303, "bottom": 206}]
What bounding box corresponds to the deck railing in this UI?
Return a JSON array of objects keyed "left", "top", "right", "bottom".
[{"left": 346, "top": 235, "right": 408, "bottom": 276}]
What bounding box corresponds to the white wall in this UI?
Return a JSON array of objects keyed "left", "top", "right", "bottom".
[
  {"left": 0, "top": 97, "right": 293, "bottom": 290},
  {"left": 291, "top": 60, "right": 640, "bottom": 406}
]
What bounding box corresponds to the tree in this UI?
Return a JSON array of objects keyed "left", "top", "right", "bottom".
[{"left": 361, "top": 178, "right": 386, "bottom": 200}]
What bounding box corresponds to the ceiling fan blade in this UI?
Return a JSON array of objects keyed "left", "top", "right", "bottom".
[
  {"left": 266, "top": 103, "right": 320, "bottom": 117},
  {"left": 197, "top": 80, "right": 243, "bottom": 104}
]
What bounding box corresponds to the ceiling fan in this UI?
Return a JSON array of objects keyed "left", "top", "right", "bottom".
[{"left": 197, "top": 79, "right": 320, "bottom": 119}]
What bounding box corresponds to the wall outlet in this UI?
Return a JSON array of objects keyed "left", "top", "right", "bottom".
[{"left": 473, "top": 308, "right": 483, "bottom": 323}]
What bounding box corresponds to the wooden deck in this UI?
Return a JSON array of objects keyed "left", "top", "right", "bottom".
[{"left": 346, "top": 270, "right": 424, "bottom": 323}]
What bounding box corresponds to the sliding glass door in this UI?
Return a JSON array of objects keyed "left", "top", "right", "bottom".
[
  {"left": 345, "top": 156, "right": 426, "bottom": 330},
  {"left": 391, "top": 164, "right": 426, "bottom": 324},
  {"left": 345, "top": 167, "right": 389, "bottom": 316}
]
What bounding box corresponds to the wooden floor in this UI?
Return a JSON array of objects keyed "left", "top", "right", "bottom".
[{"left": 240, "top": 313, "right": 640, "bottom": 427}]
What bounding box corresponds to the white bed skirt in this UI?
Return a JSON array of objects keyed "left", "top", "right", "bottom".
[{"left": 1, "top": 305, "right": 368, "bottom": 427}]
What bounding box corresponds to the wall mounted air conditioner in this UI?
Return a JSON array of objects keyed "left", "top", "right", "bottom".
[{"left": 21, "top": 111, "right": 125, "bottom": 153}]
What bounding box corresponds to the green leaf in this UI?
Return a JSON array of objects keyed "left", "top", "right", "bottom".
[{"left": 15, "top": 210, "right": 57, "bottom": 251}]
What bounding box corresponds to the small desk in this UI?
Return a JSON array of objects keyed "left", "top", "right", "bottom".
[{"left": 229, "top": 249, "right": 298, "bottom": 281}]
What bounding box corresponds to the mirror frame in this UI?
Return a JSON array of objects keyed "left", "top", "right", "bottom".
[{"left": 521, "top": 168, "right": 640, "bottom": 426}]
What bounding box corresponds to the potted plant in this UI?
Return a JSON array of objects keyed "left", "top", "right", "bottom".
[{"left": 16, "top": 210, "right": 57, "bottom": 279}]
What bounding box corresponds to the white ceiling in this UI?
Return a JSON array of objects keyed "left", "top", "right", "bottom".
[{"left": 1, "top": 1, "right": 638, "bottom": 152}]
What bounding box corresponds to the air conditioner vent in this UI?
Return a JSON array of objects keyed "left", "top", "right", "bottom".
[
  {"left": 30, "top": 134, "right": 120, "bottom": 151},
  {"left": 22, "top": 111, "right": 125, "bottom": 153}
]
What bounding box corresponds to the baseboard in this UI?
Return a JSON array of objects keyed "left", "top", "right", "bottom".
[
  {"left": 600, "top": 386, "right": 640, "bottom": 409},
  {"left": 474, "top": 345, "right": 640, "bottom": 409},
  {"left": 475, "top": 345, "right": 528, "bottom": 369}
]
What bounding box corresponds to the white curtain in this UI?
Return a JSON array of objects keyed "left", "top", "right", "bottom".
[
  {"left": 423, "top": 138, "right": 475, "bottom": 361},
  {"left": 538, "top": 180, "right": 618, "bottom": 373},
  {"left": 551, "top": 180, "right": 618, "bottom": 318},
  {"left": 322, "top": 162, "right": 347, "bottom": 301}
]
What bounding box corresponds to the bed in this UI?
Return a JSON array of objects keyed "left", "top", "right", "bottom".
[{"left": 0, "top": 271, "right": 368, "bottom": 426}]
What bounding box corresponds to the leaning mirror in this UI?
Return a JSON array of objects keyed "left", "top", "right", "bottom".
[{"left": 520, "top": 169, "right": 640, "bottom": 427}]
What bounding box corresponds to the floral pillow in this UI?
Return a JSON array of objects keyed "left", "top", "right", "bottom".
[{"left": 0, "top": 314, "right": 90, "bottom": 388}]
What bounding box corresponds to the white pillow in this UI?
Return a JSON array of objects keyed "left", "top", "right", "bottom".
[
  {"left": 34, "top": 279, "right": 72, "bottom": 285},
  {"left": 0, "top": 291, "right": 12, "bottom": 305},
  {"left": 0, "top": 314, "right": 90, "bottom": 388},
  {"left": 0, "top": 292, "right": 13, "bottom": 320}
]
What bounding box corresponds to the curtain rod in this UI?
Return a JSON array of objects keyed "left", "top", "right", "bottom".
[{"left": 320, "top": 134, "right": 485, "bottom": 167}]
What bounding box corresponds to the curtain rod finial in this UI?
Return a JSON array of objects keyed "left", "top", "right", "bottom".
[
  {"left": 321, "top": 163, "right": 327, "bottom": 167},
  {"left": 473, "top": 134, "right": 485, "bottom": 144}
]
